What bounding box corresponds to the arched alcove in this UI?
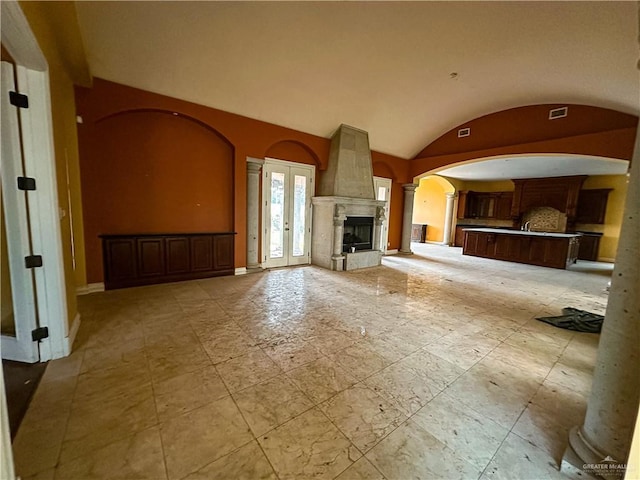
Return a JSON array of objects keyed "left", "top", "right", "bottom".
[
  {"left": 82, "top": 109, "right": 234, "bottom": 283},
  {"left": 264, "top": 140, "right": 320, "bottom": 167},
  {"left": 413, "top": 175, "right": 455, "bottom": 243}
]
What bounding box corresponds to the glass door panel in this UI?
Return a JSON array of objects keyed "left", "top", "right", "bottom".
[
  {"left": 263, "top": 161, "right": 314, "bottom": 268},
  {"left": 374, "top": 177, "right": 392, "bottom": 253}
]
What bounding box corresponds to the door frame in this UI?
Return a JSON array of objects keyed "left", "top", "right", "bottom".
[
  {"left": 1, "top": 1, "right": 69, "bottom": 361},
  {"left": 261, "top": 157, "right": 315, "bottom": 269}
]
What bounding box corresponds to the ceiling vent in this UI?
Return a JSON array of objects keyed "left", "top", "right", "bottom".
[
  {"left": 549, "top": 106, "right": 568, "bottom": 120},
  {"left": 458, "top": 127, "right": 471, "bottom": 138}
]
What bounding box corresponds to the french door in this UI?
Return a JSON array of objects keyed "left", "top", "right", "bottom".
[
  {"left": 374, "top": 176, "right": 392, "bottom": 253},
  {"left": 262, "top": 160, "right": 314, "bottom": 268}
]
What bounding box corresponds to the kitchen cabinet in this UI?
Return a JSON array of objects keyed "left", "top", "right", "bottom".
[
  {"left": 511, "top": 176, "right": 586, "bottom": 220},
  {"left": 102, "top": 232, "right": 235, "bottom": 289},
  {"left": 457, "top": 191, "right": 514, "bottom": 219},
  {"left": 576, "top": 189, "right": 611, "bottom": 224},
  {"left": 462, "top": 228, "right": 579, "bottom": 269},
  {"left": 576, "top": 232, "right": 602, "bottom": 261}
]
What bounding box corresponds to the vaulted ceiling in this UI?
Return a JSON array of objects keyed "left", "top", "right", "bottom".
[{"left": 75, "top": 1, "right": 639, "bottom": 159}]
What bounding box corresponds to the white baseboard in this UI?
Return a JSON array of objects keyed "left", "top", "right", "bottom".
[
  {"left": 234, "top": 267, "right": 247, "bottom": 275},
  {"left": 64, "top": 312, "right": 81, "bottom": 355},
  {"left": 384, "top": 249, "right": 398, "bottom": 255},
  {"left": 76, "top": 283, "right": 105, "bottom": 295},
  {"left": 597, "top": 257, "right": 615, "bottom": 263}
]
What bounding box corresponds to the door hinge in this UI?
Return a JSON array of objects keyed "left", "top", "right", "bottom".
[
  {"left": 31, "top": 326, "right": 49, "bottom": 342},
  {"left": 25, "top": 255, "right": 43, "bottom": 268},
  {"left": 9, "top": 91, "right": 29, "bottom": 109},
  {"left": 17, "top": 177, "right": 36, "bottom": 191}
]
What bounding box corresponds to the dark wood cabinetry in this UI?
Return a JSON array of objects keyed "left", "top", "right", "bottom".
[
  {"left": 102, "top": 232, "right": 235, "bottom": 289},
  {"left": 576, "top": 233, "right": 601, "bottom": 261},
  {"left": 511, "top": 176, "right": 586, "bottom": 220},
  {"left": 462, "top": 229, "right": 579, "bottom": 269},
  {"left": 576, "top": 189, "right": 611, "bottom": 224},
  {"left": 457, "top": 191, "right": 513, "bottom": 220}
]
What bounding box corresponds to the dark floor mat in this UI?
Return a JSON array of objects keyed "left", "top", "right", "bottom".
[
  {"left": 2, "top": 359, "right": 48, "bottom": 439},
  {"left": 536, "top": 307, "right": 604, "bottom": 333}
]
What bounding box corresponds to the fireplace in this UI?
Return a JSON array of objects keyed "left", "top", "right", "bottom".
[
  {"left": 343, "top": 216, "right": 374, "bottom": 252},
  {"left": 311, "top": 124, "right": 386, "bottom": 271}
]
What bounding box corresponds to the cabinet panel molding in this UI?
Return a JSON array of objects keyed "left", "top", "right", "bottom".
[{"left": 101, "top": 232, "right": 235, "bottom": 289}]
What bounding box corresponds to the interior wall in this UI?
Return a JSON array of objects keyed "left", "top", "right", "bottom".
[
  {"left": 20, "top": 1, "right": 91, "bottom": 327},
  {"left": 579, "top": 175, "right": 629, "bottom": 261},
  {"left": 76, "top": 78, "right": 411, "bottom": 282},
  {"left": 413, "top": 176, "right": 455, "bottom": 243}
]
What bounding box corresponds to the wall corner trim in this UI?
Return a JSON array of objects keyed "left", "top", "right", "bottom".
[
  {"left": 64, "top": 312, "right": 81, "bottom": 356},
  {"left": 76, "top": 282, "right": 105, "bottom": 295}
]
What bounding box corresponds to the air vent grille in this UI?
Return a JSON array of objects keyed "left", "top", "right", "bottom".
[
  {"left": 458, "top": 127, "right": 470, "bottom": 138},
  {"left": 549, "top": 106, "right": 568, "bottom": 120}
]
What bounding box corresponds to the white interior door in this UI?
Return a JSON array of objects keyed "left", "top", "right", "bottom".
[
  {"left": 263, "top": 160, "right": 314, "bottom": 268},
  {"left": 374, "top": 176, "right": 392, "bottom": 253},
  {"left": 1, "top": 62, "right": 40, "bottom": 363}
]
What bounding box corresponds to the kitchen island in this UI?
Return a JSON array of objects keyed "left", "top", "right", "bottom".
[{"left": 462, "top": 228, "right": 581, "bottom": 269}]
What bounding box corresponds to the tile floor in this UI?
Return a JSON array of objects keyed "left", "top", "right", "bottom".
[{"left": 12, "top": 243, "right": 610, "bottom": 480}]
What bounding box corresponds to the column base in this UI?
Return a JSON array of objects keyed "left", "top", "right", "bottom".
[
  {"left": 398, "top": 249, "right": 413, "bottom": 255},
  {"left": 246, "top": 266, "right": 264, "bottom": 274},
  {"left": 561, "top": 426, "right": 622, "bottom": 480},
  {"left": 331, "top": 255, "right": 345, "bottom": 271}
]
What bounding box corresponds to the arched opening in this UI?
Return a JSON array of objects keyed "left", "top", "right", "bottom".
[{"left": 412, "top": 175, "right": 456, "bottom": 244}]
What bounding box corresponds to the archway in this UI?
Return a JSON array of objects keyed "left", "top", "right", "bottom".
[{"left": 412, "top": 175, "right": 456, "bottom": 244}]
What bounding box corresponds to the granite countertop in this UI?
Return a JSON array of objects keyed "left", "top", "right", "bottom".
[{"left": 462, "top": 227, "right": 581, "bottom": 238}]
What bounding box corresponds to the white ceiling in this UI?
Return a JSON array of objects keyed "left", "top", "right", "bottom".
[
  {"left": 75, "top": 1, "right": 639, "bottom": 159},
  {"left": 433, "top": 155, "right": 630, "bottom": 181}
]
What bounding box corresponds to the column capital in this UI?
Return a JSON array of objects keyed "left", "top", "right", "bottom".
[
  {"left": 247, "top": 157, "right": 264, "bottom": 172},
  {"left": 446, "top": 192, "right": 457, "bottom": 199},
  {"left": 402, "top": 183, "right": 419, "bottom": 192}
]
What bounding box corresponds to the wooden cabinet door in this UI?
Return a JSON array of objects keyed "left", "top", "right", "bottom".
[
  {"left": 165, "top": 237, "right": 190, "bottom": 274},
  {"left": 104, "top": 239, "right": 136, "bottom": 281},
  {"left": 213, "top": 235, "right": 234, "bottom": 271},
  {"left": 137, "top": 238, "right": 165, "bottom": 277},
  {"left": 190, "top": 236, "right": 213, "bottom": 271},
  {"left": 577, "top": 234, "right": 600, "bottom": 261},
  {"left": 576, "top": 190, "right": 611, "bottom": 224},
  {"left": 495, "top": 193, "right": 513, "bottom": 220}
]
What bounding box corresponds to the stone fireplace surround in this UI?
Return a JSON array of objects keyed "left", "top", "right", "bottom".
[{"left": 311, "top": 124, "right": 387, "bottom": 271}]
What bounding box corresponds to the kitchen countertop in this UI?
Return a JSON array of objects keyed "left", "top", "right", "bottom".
[{"left": 462, "top": 227, "right": 581, "bottom": 238}]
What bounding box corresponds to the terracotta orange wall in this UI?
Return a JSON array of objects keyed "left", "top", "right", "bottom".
[
  {"left": 411, "top": 104, "right": 638, "bottom": 178},
  {"left": 76, "top": 78, "right": 410, "bottom": 283}
]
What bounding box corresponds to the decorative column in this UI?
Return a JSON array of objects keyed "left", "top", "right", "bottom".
[
  {"left": 373, "top": 206, "right": 386, "bottom": 252},
  {"left": 246, "top": 158, "right": 264, "bottom": 272},
  {"left": 332, "top": 205, "right": 347, "bottom": 271},
  {"left": 399, "top": 184, "right": 418, "bottom": 254},
  {"left": 561, "top": 121, "right": 640, "bottom": 475},
  {"left": 442, "top": 192, "right": 456, "bottom": 246}
]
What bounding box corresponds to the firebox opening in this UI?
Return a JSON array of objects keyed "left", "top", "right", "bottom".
[{"left": 343, "top": 216, "right": 374, "bottom": 253}]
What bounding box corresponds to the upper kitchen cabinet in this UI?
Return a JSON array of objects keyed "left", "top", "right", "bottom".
[
  {"left": 457, "top": 191, "right": 513, "bottom": 219},
  {"left": 576, "top": 189, "right": 612, "bottom": 224},
  {"left": 511, "top": 176, "right": 587, "bottom": 221}
]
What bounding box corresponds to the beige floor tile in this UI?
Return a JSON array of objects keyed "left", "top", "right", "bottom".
[
  {"left": 328, "top": 343, "right": 392, "bottom": 381},
  {"left": 60, "top": 382, "right": 158, "bottom": 463},
  {"left": 411, "top": 393, "right": 509, "bottom": 470},
  {"left": 146, "top": 341, "right": 212, "bottom": 383},
  {"left": 287, "top": 356, "right": 358, "bottom": 404},
  {"left": 512, "top": 404, "right": 572, "bottom": 462},
  {"left": 54, "top": 427, "right": 167, "bottom": 479},
  {"left": 160, "top": 396, "right": 253, "bottom": 480},
  {"left": 423, "top": 331, "right": 500, "bottom": 370},
  {"left": 398, "top": 348, "right": 465, "bottom": 390},
  {"left": 334, "top": 457, "right": 386, "bottom": 480},
  {"left": 529, "top": 381, "right": 587, "bottom": 428},
  {"left": 262, "top": 338, "right": 324, "bottom": 371},
  {"left": 443, "top": 369, "right": 530, "bottom": 430},
  {"left": 364, "top": 362, "right": 438, "bottom": 416},
  {"left": 22, "top": 468, "right": 56, "bottom": 480},
  {"left": 259, "top": 407, "right": 361, "bottom": 479},
  {"left": 182, "top": 441, "right": 277, "bottom": 480},
  {"left": 153, "top": 365, "right": 229, "bottom": 420},
  {"left": 481, "top": 432, "right": 569, "bottom": 480},
  {"left": 13, "top": 414, "right": 67, "bottom": 478},
  {"left": 216, "top": 348, "right": 283, "bottom": 392},
  {"left": 319, "top": 384, "right": 407, "bottom": 452},
  {"left": 546, "top": 360, "right": 594, "bottom": 396},
  {"left": 366, "top": 419, "right": 482, "bottom": 480},
  {"left": 233, "top": 374, "right": 314, "bottom": 436}
]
